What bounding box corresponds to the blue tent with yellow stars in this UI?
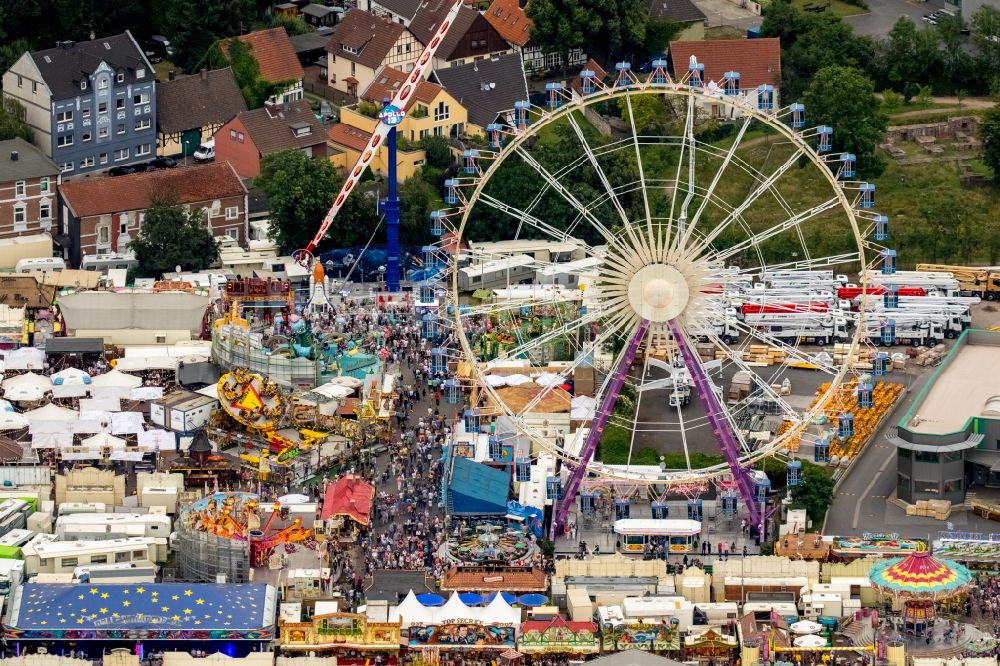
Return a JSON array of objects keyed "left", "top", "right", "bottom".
[{"left": 4, "top": 583, "right": 277, "bottom": 641}]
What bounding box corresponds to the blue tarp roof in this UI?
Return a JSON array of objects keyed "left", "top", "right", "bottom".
[
  {"left": 447, "top": 456, "right": 510, "bottom": 515},
  {"left": 5, "top": 583, "right": 276, "bottom": 640}
]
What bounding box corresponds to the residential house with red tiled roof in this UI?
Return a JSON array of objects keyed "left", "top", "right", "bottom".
[
  {"left": 325, "top": 9, "right": 422, "bottom": 97},
  {"left": 57, "top": 162, "right": 247, "bottom": 267},
  {"left": 226, "top": 27, "right": 305, "bottom": 105},
  {"left": 669, "top": 38, "right": 782, "bottom": 117},
  {"left": 483, "top": 0, "right": 586, "bottom": 72},
  {"left": 214, "top": 100, "right": 328, "bottom": 178}
]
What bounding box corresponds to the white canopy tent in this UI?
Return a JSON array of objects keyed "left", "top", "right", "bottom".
[
  {"left": 2, "top": 372, "right": 52, "bottom": 401},
  {"left": 3, "top": 347, "right": 45, "bottom": 371},
  {"left": 52, "top": 384, "right": 89, "bottom": 398},
  {"left": 395, "top": 590, "right": 435, "bottom": 628},
  {"left": 111, "top": 411, "right": 145, "bottom": 434},
  {"left": 24, "top": 402, "right": 78, "bottom": 424},
  {"left": 82, "top": 432, "right": 127, "bottom": 449},
  {"left": 131, "top": 387, "right": 163, "bottom": 401},
  {"left": 51, "top": 367, "right": 92, "bottom": 386},
  {"left": 91, "top": 369, "right": 142, "bottom": 389},
  {"left": 138, "top": 429, "right": 176, "bottom": 450},
  {"left": 479, "top": 594, "right": 521, "bottom": 626},
  {"left": 31, "top": 432, "right": 73, "bottom": 449},
  {"left": 0, "top": 411, "right": 28, "bottom": 430},
  {"left": 435, "top": 593, "right": 474, "bottom": 625},
  {"left": 80, "top": 398, "right": 122, "bottom": 413}
]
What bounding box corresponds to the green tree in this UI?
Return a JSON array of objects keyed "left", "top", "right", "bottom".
[
  {"left": 527, "top": 0, "right": 647, "bottom": 66},
  {"left": 258, "top": 150, "right": 342, "bottom": 253},
  {"left": 208, "top": 37, "right": 292, "bottom": 108},
  {"left": 267, "top": 14, "right": 312, "bottom": 36},
  {"left": 885, "top": 17, "right": 919, "bottom": 88},
  {"left": 398, "top": 174, "right": 437, "bottom": 245},
  {"left": 803, "top": 65, "right": 888, "bottom": 178},
  {"left": 617, "top": 94, "right": 663, "bottom": 132},
  {"left": 936, "top": 14, "right": 969, "bottom": 91},
  {"left": 129, "top": 195, "right": 220, "bottom": 277},
  {"left": 419, "top": 135, "right": 453, "bottom": 169},
  {"left": 973, "top": 6, "right": 1000, "bottom": 80},
  {"left": 0, "top": 98, "right": 33, "bottom": 143},
  {"left": 643, "top": 19, "right": 683, "bottom": 55},
  {"left": 163, "top": 0, "right": 255, "bottom": 72},
  {"left": 980, "top": 103, "right": 1000, "bottom": 181},
  {"left": 790, "top": 465, "right": 834, "bottom": 524}
]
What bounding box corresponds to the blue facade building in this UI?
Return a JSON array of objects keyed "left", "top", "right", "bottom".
[{"left": 2, "top": 32, "right": 156, "bottom": 176}]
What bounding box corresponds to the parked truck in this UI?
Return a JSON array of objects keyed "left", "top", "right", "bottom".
[{"left": 916, "top": 263, "right": 1000, "bottom": 300}]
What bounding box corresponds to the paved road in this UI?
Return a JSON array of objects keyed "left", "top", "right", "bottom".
[{"left": 845, "top": 0, "right": 938, "bottom": 36}]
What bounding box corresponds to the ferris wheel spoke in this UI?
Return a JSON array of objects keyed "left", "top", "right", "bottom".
[
  {"left": 681, "top": 116, "right": 752, "bottom": 252},
  {"left": 492, "top": 308, "right": 604, "bottom": 363},
  {"left": 668, "top": 95, "right": 697, "bottom": 243},
  {"left": 704, "top": 331, "right": 799, "bottom": 421},
  {"left": 514, "top": 324, "right": 621, "bottom": 419},
  {"left": 709, "top": 197, "right": 841, "bottom": 262},
  {"left": 566, "top": 112, "right": 631, "bottom": 230},
  {"left": 514, "top": 147, "right": 618, "bottom": 247},
  {"left": 621, "top": 94, "right": 656, "bottom": 262},
  {"left": 735, "top": 252, "right": 862, "bottom": 276},
  {"left": 476, "top": 193, "right": 599, "bottom": 255},
  {"left": 695, "top": 149, "right": 805, "bottom": 253},
  {"left": 727, "top": 318, "right": 839, "bottom": 375}
]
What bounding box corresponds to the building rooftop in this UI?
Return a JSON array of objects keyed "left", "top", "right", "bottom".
[
  {"left": 361, "top": 66, "right": 443, "bottom": 110},
  {"left": 645, "top": 0, "right": 706, "bottom": 24},
  {"left": 156, "top": 68, "right": 248, "bottom": 135},
  {"left": 432, "top": 53, "right": 528, "bottom": 129},
  {"left": 59, "top": 162, "right": 246, "bottom": 218},
  {"left": 230, "top": 27, "right": 304, "bottom": 83},
  {"left": 901, "top": 330, "right": 1000, "bottom": 436},
  {"left": 236, "top": 100, "right": 326, "bottom": 153},
  {"left": 373, "top": 0, "right": 425, "bottom": 21},
  {"left": 409, "top": 1, "right": 484, "bottom": 61},
  {"left": 669, "top": 38, "right": 781, "bottom": 89},
  {"left": 440, "top": 565, "right": 548, "bottom": 591},
  {"left": 0, "top": 138, "right": 58, "bottom": 182},
  {"left": 29, "top": 31, "right": 152, "bottom": 100},
  {"left": 326, "top": 10, "right": 410, "bottom": 70},
  {"left": 484, "top": 0, "right": 533, "bottom": 47},
  {"left": 327, "top": 122, "right": 373, "bottom": 152}
]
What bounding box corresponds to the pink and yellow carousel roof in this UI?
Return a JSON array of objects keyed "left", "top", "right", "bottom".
[{"left": 869, "top": 543, "right": 973, "bottom": 600}]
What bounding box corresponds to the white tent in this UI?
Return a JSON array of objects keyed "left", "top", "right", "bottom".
[
  {"left": 138, "top": 429, "right": 176, "bottom": 450},
  {"left": 0, "top": 399, "right": 14, "bottom": 413},
  {"left": 51, "top": 367, "right": 92, "bottom": 386},
  {"left": 3, "top": 347, "right": 45, "bottom": 371},
  {"left": 72, "top": 419, "right": 106, "bottom": 434},
  {"left": 0, "top": 411, "right": 28, "bottom": 430},
  {"left": 534, "top": 372, "right": 564, "bottom": 387},
  {"left": 395, "top": 590, "right": 435, "bottom": 628},
  {"left": 312, "top": 383, "right": 354, "bottom": 400},
  {"left": 570, "top": 394, "right": 596, "bottom": 420},
  {"left": 789, "top": 620, "right": 823, "bottom": 635},
  {"left": 52, "top": 384, "right": 89, "bottom": 398},
  {"left": 24, "top": 402, "right": 78, "bottom": 424},
  {"left": 2, "top": 372, "right": 52, "bottom": 401},
  {"left": 793, "top": 634, "right": 827, "bottom": 648},
  {"left": 196, "top": 385, "right": 219, "bottom": 399},
  {"left": 434, "top": 593, "right": 473, "bottom": 625},
  {"left": 90, "top": 369, "right": 142, "bottom": 389},
  {"left": 131, "top": 387, "right": 163, "bottom": 401},
  {"left": 504, "top": 374, "right": 533, "bottom": 386},
  {"left": 31, "top": 432, "right": 72, "bottom": 449},
  {"left": 80, "top": 398, "right": 122, "bottom": 413},
  {"left": 329, "top": 376, "right": 363, "bottom": 388},
  {"left": 82, "top": 432, "right": 127, "bottom": 449},
  {"left": 111, "top": 411, "right": 145, "bottom": 434},
  {"left": 479, "top": 593, "right": 521, "bottom": 626},
  {"left": 484, "top": 375, "right": 507, "bottom": 387}
]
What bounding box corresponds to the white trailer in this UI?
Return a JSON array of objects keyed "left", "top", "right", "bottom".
[
  {"left": 860, "top": 319, "right": 944, "bottom": 347},
  {"left": 751, "top": 316, "right": 850, "bottom": 346}
]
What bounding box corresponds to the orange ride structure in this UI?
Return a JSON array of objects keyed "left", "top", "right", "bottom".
[
  {"left": 217, "top": 368, "right": 299, "bottom": 476},
  {"left": 869, "top": 542, "right": 973, "bottom": 636},
  {"left": 179, "top": 491, "right": 313, "bottom": 569}
]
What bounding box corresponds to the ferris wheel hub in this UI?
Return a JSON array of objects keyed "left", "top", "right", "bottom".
[{"left": 628, "top": 264, "right": 690, "bottom": 322}]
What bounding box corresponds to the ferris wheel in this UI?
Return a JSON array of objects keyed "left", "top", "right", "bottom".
[{"left": 439, "top": 61, "right": 891, "bottom": 537}]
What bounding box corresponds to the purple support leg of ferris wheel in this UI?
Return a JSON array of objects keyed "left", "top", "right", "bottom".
[
  {"left": 550, "top": 319, "right": 650, "bottom": 540},
  {"left": 666, "top": 318, "right": 760, "bottom": 527}
]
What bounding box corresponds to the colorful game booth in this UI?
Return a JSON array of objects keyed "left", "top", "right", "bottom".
[{"left": 3, "top": 582, "right": 277, "bottom": 654}]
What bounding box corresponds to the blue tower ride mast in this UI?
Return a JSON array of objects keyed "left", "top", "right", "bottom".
[{"left": 381, "top": 100, "right": 402, "bottom": 292}]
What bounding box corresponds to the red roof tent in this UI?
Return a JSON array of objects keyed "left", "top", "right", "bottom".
[
  {"left": 837, "top": 286, "right": 927, "bottom": 299},
  {"left": 321, "top": 474, "right": 376, "bottom": 525}
]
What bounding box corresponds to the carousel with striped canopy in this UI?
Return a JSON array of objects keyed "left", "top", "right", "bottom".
[{"left": 869, "top": 542, "right": 973, "bottom": 636}]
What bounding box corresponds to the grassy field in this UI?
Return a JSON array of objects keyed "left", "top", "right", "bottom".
[{"left": 790, "top": 0, "right": 867, "bottom": 17}]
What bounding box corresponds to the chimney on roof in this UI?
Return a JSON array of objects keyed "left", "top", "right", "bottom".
[
  {"left": 9, "top": 152, "right": 18, "bottom": 162},
  {"left": 89, "top": 30, "right": 96, "bottom": 40},
  {"left": 518, "top": 0, "right": 527, "bottom": 9},
  {"left": 201, "top": 67, "right": 208, "bottom": 81},
  {"left": 168, "top": 70, "right": 176, "bottom": 81},
  {"left": 58, "top": 40, "right": 75, "bottom": 49}
]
